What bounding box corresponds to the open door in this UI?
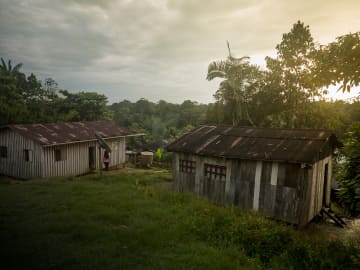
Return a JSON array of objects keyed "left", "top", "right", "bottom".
[{"left": 89, "top": 147, "right": 96, "bottom": 170}]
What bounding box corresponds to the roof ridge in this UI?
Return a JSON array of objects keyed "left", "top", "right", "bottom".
[
  {"left": 218, "top": 133, "right": 330, "bottom": 141},
  {"left": 199, "top": 124, "right": 334, "bottom": 133},
  {"left": 9, "top": 120, "right": 110, "bottom": 127}
]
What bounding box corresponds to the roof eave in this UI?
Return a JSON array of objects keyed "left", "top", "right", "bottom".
[
  {"left": 41, "top": 135, "right": 131, "bottom": 147},
  {"left": 168, "top": 149, "right": 316, "bottom": 164}
]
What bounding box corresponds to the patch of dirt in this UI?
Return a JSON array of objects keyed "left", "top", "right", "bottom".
[
  {"left": 306, "top": 217, "right": 360, "bottom": 245},
  {"left": 105, "top": 166, "right": 169, "bottom": 175}
]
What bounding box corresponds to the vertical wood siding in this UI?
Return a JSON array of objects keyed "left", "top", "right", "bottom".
[
  {"left": 172, "top": 152, "right": 333, "bottom": 225},
  {"left": 0, "top": 130, "right": 43, "bottom": 179},
  {"left": 306, "top": 156, "right": 332, "bottom": 222},
  {"left": 173, "top": 153, "right": 196, "bottom": 193},
  {"left": 253, "top": 161, "right": 263, "bottom": 211},
  {"left": 0, "top": 132, "right": 126, "bottom": 179},
  {"left": 43, "top": 138, "right": 126, "bottom": 177}
]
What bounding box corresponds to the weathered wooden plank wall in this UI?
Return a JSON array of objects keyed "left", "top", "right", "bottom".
[
  {"left": 172, "top": 152, "right": 333, "bottom": 225},
  {"left": 197, "top": 156, "right": 226, "bottom": 203},
  {"left": 232, "top": 160, "right": 256, "bottom": 210},
  {"left": 306, "top": 156, "right": 332, "bottom": 222},
  {"left": 173, "top": 153, "right": 196, "bottom": 193},
  {"left": 0, "top": 130, "right": 43, "bottom": 179}
]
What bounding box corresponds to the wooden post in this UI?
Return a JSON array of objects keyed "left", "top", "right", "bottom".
[{"left": 99, "top": 146, "right": 102, "bottom": 176}]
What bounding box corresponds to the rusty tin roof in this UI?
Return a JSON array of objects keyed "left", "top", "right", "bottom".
[
  {"left": 166, "top": 125, "right": 342, "bottom": 163},
  {"left": 1, "top": 121, "right": 131, "bottom": 146}
]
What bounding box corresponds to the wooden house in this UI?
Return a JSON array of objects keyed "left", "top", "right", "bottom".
[
  {"left": 0, "top": 121, "right": 135, "bottom": 179},
  {"left": 166, "top": 125, "right": 342, "bottom": 226}
]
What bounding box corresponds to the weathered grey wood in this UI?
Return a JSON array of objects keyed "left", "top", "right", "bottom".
[
  {"left": 253, "top": 161, "right": 263, "bottom": 210},
  {"left": 259, "top": 161, "right": 272, "bottom": 213},
  {"left": 172, "top": 153, "right": 180, "bottom": 191},
  {"left": 270, "top": 162, "right": 278, "bottom": 185},
  {"left": 170, "top": 152, "right": 333, "bottom": 226},
  {"left": 325, "top": 157, "right": 332, "bottom": 206},
  {"left": 224, "top": 160, "right": 232, "bottom": 203},
  {"left": 277, "top": 186, "right": 299, "bottom": 224},
  {"left": 298, "top": 168, "right": 311, "bottom": 226},
  {"left": 227, "top": 160, "right": 239, "bottom": 204},
  {"left": 235, "top": 160, "right": 256, "bottom": 210}
]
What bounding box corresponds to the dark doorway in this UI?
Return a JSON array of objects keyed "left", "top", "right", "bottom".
[
  {"left": 323, "top": 163, "right": 329, "bottom": 207},
  {"left": 89, "top": 147, "right": 96, "bottom": 170}
]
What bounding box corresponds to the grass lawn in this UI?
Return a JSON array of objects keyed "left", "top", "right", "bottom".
[{"left": 0, "top": 169, "right": 359, "bottom": 270}]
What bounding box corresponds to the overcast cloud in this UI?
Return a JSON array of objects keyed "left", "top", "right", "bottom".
[{"left": 0, "top": 0, "right": 359, "bottom": 103}]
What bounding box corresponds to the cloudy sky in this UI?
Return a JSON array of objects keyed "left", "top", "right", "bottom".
[{"left": 0, "top": 0, "right": 359, "bottom": 104}]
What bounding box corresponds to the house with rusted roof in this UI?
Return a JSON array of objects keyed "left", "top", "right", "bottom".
[
  {"left": 166, "top": 125, "right": 342, "bottom": 226},
  {"left": 0, "top": 121, "right": 137, "bottom": 179}
]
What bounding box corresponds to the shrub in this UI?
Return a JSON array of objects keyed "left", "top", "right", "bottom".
[{"left": 336, "top": 122, "right": 360, "bottom": 216}]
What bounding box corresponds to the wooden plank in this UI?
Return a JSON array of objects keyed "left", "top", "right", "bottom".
[
  {"left": 242, "top": 161, "right": 256, "bottom": 209},
  {"left": 284, "top": 164, "right": 299, "bottom": 188},
  {"left": 253, "top": 161, "right": 262, "bottom": 211},
  {"left": 227, "top": 160, "right": 239, "bottom": 204},
  {"left": 277, "top": 164, "right": 286, "bottom": 186},
  {"left": 325, "top": 157, "right": 332, "bottom": 206},
  {"left": 233, "top": 160, "right": 256, "bottom": 209},
  {"left": 262, "top": 184, "right": 277, "bottom": 217},
  {"left": 274, "top": 186, "right": 299, "bottom": 224},
  {"left": 194, "top": 155, "right": 201, "bottom": 194},
  {"left": 173, "top": 153, "right": 180, "bottom": 191},
  {"left": 259, "top": 161, "right": 272, "bottom": 211},
  {"left": 224, "top": 160, "right": 232, "bottom": 201},
  {"left": 270, "top": 162, "right": 278, "bottom": 185},
  {"left": 298, "top": 168, "right": 312, "bottom": 226}
]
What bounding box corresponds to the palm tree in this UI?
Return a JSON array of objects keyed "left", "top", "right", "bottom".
[
  {"left": 207, "top": 42, "right": 260, "bottom": 126},
  {"left": 0, "top": 58, "right": 23, "bottom": 76},
  {"left": 0, "top": 58, "right": 25, "bottom": 124}
]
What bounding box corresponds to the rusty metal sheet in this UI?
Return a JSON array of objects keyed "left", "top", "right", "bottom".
[
  {"left": 166, "top": 125, "right": 341, "bottom": 163},
  {"left": 2, "top": 121, "right": 130, "bottom": 146}
]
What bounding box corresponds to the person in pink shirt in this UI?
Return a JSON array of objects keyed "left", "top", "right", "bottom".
[{"left": 103, "top": 150, "right": 110, "bottom": 171}]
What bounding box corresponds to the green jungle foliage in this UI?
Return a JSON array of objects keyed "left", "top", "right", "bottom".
[
  {"left": 1, "top": 21, "right": 359, "bottom": 214},
  {"left": 336, "top": 122, "right": 360, "bottom": 216},
  {"left": 0, "top": 171, "right": 359, "bottom": 270}
]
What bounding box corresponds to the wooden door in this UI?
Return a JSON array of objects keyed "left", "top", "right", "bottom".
[{"left": 89, "top": 147, "right": 96, "bottom": 170}]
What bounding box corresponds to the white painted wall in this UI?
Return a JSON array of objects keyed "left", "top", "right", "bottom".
[
  {"left": 43, "top": 138, "right": 126, "bottom": 177},
  {"left": 0, "top": 129, "right": 43, "bottom": 179},
  {"left": 0, "top": 129, "right": 126, "bottom": 179}
]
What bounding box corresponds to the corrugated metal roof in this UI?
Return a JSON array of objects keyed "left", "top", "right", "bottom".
[
  {"left": 1, "top": 121, "right": 130, "bottom": 146},
  {"left": 166, "top": 125, "right": 342, "bottom": 163}
]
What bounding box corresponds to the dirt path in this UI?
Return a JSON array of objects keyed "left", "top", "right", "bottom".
[{"left": 304, "top": 217, "right": 360, "bottom": 245}]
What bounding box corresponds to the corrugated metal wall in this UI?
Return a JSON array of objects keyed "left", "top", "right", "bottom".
[
  {"left": 42, "top": 138, "right": 126, "bottom": 177},
  {"left": 42, "top": 141, "right": 96, "bottom": 177},
  {"left": 0, "top": 129, "right": 43, "bottom": 179},
  {"left": 0, "top": 130, "right": 126, "bottom": 179}
]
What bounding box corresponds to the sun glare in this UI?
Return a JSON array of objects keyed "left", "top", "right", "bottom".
[{"left": 324, "top": 85, "right": 360, "bottom": 101}]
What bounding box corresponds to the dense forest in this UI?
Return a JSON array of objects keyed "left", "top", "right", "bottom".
[{"left": 1, "top": 21, "right": 359, "bottom": 214}]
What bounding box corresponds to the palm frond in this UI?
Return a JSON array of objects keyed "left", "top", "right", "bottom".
[
  {"left": 207, "top": 60, "right": 232, "bottom": 80},
  {"left": 13, "top": 63, "right": 23, "bottom": 73},
  {"left": 207, "top": 60, "right": 228, "bottom": 72},
  {"left": 229, "top": 55, "right": 250, "bottom": 64},
  {"left": 1, "top": 58, "right": 6, "bottom": 71},
  {"left": 207, "top": 70, "right": 227, "bottom": 80}
]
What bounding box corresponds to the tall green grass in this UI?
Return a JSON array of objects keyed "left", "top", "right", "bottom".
[{"left": 0, "top": 171, "right": 359, "bottom": 269}]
